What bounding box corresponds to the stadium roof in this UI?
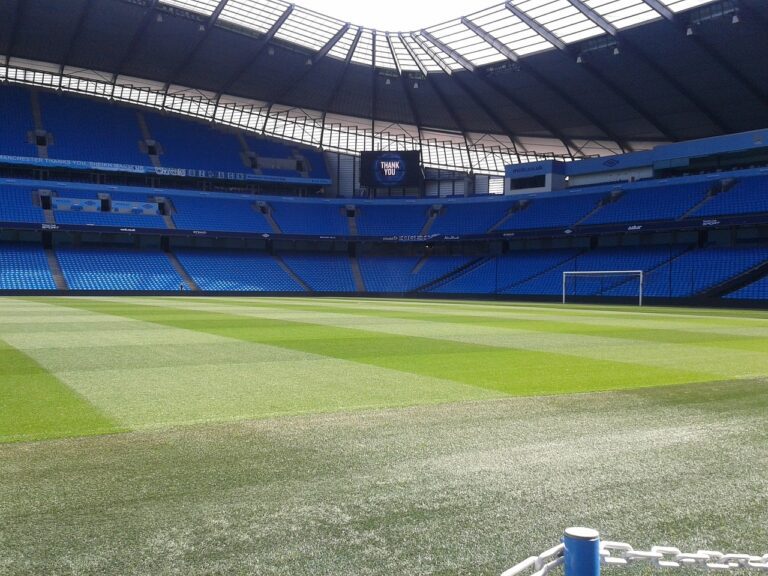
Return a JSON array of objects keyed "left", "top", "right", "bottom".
[{"left": 1, "top": 0, "right": 767, "bottom": 173}]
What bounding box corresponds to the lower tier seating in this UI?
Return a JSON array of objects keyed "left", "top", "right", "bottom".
[
  {"left": 56, "top": 246, "right": 185, "bottom": 291},
  {"left": 0, "top": 242, "right": 56, "bottom": 290},
  {"left": 175, "top": 249, "right": 304, "bottom": 292}
]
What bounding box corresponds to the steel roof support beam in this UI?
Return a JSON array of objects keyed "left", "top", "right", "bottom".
[
  {"left": 503, "top": 2, "right": 565, "bottom": 51},
  {"left": 563, "top": 0, "right": 732, "bottom": 133},
  {"left": 386, "top": 34, "right": 402, "bottom": 76},
  {"left": 564, "top": 0, "right": 617, "bottom": 36},
  {"left": 215, "top": 4, "right": 294, "bottom": 97},
  {"left": 370, "top": 31, "right": 377, "bottom": 149},
  {"left": 419, "top": 30, "right": 475, "bottom": 72},
  {"left": 453, "top": 73, "right": 560, "bottom": 159},
  {"left": 399, "top": 74, "right": 423, "bottom": 140},
  {"left": 267, "top": 23, "right": 351, "bottom": 108},
  {"left": 424, "top": 76, "right": 475, "bottom": 169},
  {"left": 641, "top": 0, "right": 768, "bottom": 109},
  {"left": 163, "top": 0, "right": 229, "bottom": 88},
  {"left": 111, "top": 0, "right": 160, "bottom": 85},
  {"left": 58, "top": 0, "right": 94, "bottom": 79},
  {"left": 640, "top": 0, "right": 674, "bottom": 21},
  {"left": 464, "top": 10, "right": 628, "bottom": 152},
  {"left": 310, "top": 23, "right": 350, "bottom": 66},
  {"left": 460, "top": 16, "right": 519, "bottom": 61},
  {"left": 4, "top": 0, "right": 24, "bottom": 66},
  {"left": 398, "top": 34, "right": 429, "bottom": 77},
  {"left": 318, "top": 28, "right": 364, "bottom": 148},
  {"left": 409, "top": 33, "right": 452, "bottom": 75}
]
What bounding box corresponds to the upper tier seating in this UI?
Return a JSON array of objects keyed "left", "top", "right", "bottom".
[
  {"left": 430, "top": 202, "right": 510, "bottom": 235},
  {"left": 56, "top": 246, "right": 185, "bottom": 291},
  {"left": 170, "top": 193, "right": 272, "bottom": 234},
  {"left": 175, "top": 249, "right": 304, "bottom": 292},
  {"left": 0, "top": 86, "right": 37, "bottom": 158},
  {"left": 581, "top": 182, "right": 710, "bottom": 225},
  {"left": 39, "top": 92, "right": 149, "bottom": 166},
  {"left": 691, "top": 178, "right": 768, "bottom": 217},
  {"left": 356, "top": 204, "right": 429, "bottom": 237},
  {"left": 145, "top": 113, "right": 247, "bottom": 173},
  {"left": 269, "top": 201, "right": 349, "bottom": 236},
  {"left": 499, "top": 193, "right": 604, "bottom": 231},
  {"left": 0, "top": 186, "right": 46, "bottom": 224},
  {"left": 0, "top": 242, "right": 56, "bottom": 290}
]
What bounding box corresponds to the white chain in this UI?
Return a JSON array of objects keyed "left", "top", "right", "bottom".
[
  {"left": 501, "top": 543, "right": 565, "bottom": 576},
  {"left": 601, "top": 541, "right": 768, "bottom": 571}
]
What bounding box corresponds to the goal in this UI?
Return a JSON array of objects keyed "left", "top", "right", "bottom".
[{"left": 562, "top": 270, "right": 644, "bottom": 306}]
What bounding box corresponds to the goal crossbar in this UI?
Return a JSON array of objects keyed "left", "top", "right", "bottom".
[{"left": 562, "top": 270, "right": 644, "bottom": 306}]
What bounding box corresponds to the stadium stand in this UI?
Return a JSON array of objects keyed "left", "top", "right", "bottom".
[
  {"left": 39, "top": 92, "right": 150, "bottom": 166},
  {"left": 0, "top": 242, "right": 57, "bottom": 290},
  {"left": 144, "top": 113, "right": 247, "bottom": 174},
  {"left": 360, "top": 255, "right": 473, "bottom": 293},
  {"left": 580, "top": 183, "right": 711, "bottom": 225},
  {"left": 170, "top": 193, "right": 272, "bottom": 234},
  {"left": 726, "top": 275, "right": 768, "bottom": 300},
  {"left": 174, "top": 249, "right": 304, "bottom": 292},
  {"left": 270, "top": 200, "right": 349, "bottom": 235},
  {"left": 356, "top": 204, "right": 429, "bottom": 236},
  {"left": 430, "top": 201, "right": 510, "bottom": 235},
  {"left": 499, "top": 193, "right": 604, "bottom": 231},
  {"left": 690, "top": 178, "right": 768, "bottom": 217},
  {"left": 56, "top": 246, "right": 185, "bottom": 291},
  {"left": 0, "top": 186, "right": 46, "bottom": 224},
  {"left": 0, "top": 86, "right": 37, "bottom": 158},
  {"left": 281, "top": 253, "right": 356, "bottom": 292}
]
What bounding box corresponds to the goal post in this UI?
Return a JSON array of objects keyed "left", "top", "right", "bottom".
[{"left": 562, "top": 270, "right": 644, "bottom": 306}]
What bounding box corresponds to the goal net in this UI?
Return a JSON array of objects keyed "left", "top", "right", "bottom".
[{"left": 562, "top": 270, "right": 644, "bottom": 306}]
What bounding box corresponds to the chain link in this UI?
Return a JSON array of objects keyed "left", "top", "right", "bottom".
[
  {"left": 601, "top": 541, "right": 768, "bottom": 571},
  {"left": 501, "top": 543, "right": 565, "bottom": 576}
]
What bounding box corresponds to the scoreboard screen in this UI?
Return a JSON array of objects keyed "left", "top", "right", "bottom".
[{"left": 360, "top": 151, "right": 422, "bottom": 188}]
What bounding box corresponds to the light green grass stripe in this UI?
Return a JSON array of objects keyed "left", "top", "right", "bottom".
[
  {"left": 0, "top": 299, "right": 500, "bottom": 431},
  {"left": 185, "top": 298, "right": 768, "bottom": 352},
  {"left": 217, "top": 296, "right": 768, "bottom": 322},
  {"left": 0, "top": 337, "right": 122, "bottom": 443},
  {"left": 43, "top": 298, "right": 716, "bottom": 396},
  {"left": 108, "top": 297, "right": 767, "bottom": 379},
  {"left": 203, "top": 297, "right": 768, "bottom": 337}
]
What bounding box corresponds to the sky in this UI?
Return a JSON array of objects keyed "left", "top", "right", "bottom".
[{"left": 293, "top": 0, "right": 490, "bottom": 31}]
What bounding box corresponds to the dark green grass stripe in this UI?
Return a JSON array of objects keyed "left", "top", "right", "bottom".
[
  {"left": 0, "top": 339, "right": 123, "bottom": 443},
  {"left": 192, "top": 298, "right": 768, "bottom": 352},
  {"left": 44, "top": 299, "right": 716, "bottom": 397}
]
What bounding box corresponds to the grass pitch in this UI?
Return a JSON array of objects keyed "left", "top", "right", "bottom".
[{"left": 1, "top": 297, "right": 767, "bottom": 575}]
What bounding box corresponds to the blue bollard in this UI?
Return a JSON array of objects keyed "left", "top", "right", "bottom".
[{"left": 564, "top": 527, "right": 600, "bottom": 576}]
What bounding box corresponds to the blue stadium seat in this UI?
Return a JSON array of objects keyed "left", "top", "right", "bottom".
[
  {"left": 0, "top": 86, "right": 37, "bottom": 158},
  {"left": 39, "top": 92, "right": 150, "bottom": 166},
  {"left": 281, "top": 253, "right": 356, "bottom": 291},
  {"left": 170, "top": 193, "right": 272, "bottom": 234},
  {"left": 174, "top": 249, "right": 304, "bottom": 292},
  {"left": 0, "top": 186, "right": 47, "bottom": 224},
  {"left": 56, "top": 246, "right": 185, "bottom": 291},
  {"left": 0, "top": 242, "right": 57, "bottom": 290}
]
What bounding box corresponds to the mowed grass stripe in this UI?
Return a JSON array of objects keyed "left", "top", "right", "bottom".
[
  {"left": 95, "top": 297, "right": 766, "bottom": 379},
  {"left": 186, "top": 298, "right": 768, "bottom": 352},
  {"left": 44, "top": 298, "right": 717, "bottom": 395},
  {"left": 0, "top": 299, "right": 500, "bottom": 433},
  {"left": 203, "top": 297, "right": 768, "bottom": 338},
  {"left": 0, "top": 338, "right": 122, "bottom": 443}
]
